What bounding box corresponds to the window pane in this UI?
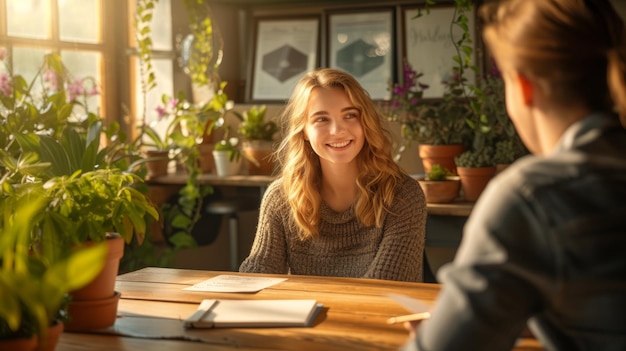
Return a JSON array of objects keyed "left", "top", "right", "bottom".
[
  {"left": 59, "top": 0, "right": 101, "bottom": 43},
  {"left": 133, "top": 57, "right": 173, "bottom": 128},
  {"left": 12, "top": 47, "right": 49, "bottom": 84},
  {"left": 6, "top": 0, "right": 51, "bottom": 39},
  {"left": 151, "top": 0, "right": 173, "bottom": 51},
  {"left": 61, "top": 51, "right": 103, "bottom": 118}
]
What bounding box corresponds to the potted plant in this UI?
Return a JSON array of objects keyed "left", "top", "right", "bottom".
[
  {"left": 415, "top": 164, "right": 461, "bottom": 204},
  {"left": 30, "top": 124, "right": 159, "bottom": 331},
  {"left": 0, "top": 52, "right": 159, "bottom": 332},
  {"left": 212, "top": 132, "right": 242, "bottom": 177},
  {"left": 386, "top": 60, "right": 472, "bottom": 174},
  {"left": 232, "top": 105, "right": 278, "bottom": 175},
  {"left": 0, "top": 188, "right": 107, "bottom": 350},
  {"left": 135, "top": 121, "right": 175, "bottom": 177}
]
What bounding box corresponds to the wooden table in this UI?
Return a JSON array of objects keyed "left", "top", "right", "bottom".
[{"left": 58, "top": 267, "right": 542, "bottom": 351}]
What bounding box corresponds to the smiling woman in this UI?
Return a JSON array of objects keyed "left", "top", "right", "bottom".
[{"left": 239, "top": 68, "right": 428, "bottom": 282}]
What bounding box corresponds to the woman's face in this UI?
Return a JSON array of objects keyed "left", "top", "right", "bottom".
[{"left": 304, "top": 86, "right": 365, "bottom": 168}]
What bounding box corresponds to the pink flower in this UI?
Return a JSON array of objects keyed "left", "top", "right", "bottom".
[
  {"left": 66, "top": 78, "right": 85, "bottom": 102},
  {"left": 167, "top": 98, "right": 179, "bottom": 109},
  {"left": 155, "top": 105, "right": 167, "bottom": 120},
  {"left": 0, "top": 72, "right": 12, "bottom": 97},
  {"left": 43, "top": 69, "right": 59, "bottom": 92}
]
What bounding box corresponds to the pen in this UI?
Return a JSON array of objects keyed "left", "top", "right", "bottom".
[{"left": 386, "top": 312, "right": 431, "bottom": 324}]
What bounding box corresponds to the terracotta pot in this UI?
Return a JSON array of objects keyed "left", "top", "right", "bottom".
[
  {"left": 457, "top": 166, "right": 496, "bottom": 202},
  {"left": 70, "top": 235, "right": 124, "bottom": 301},
  {"left": 143, "top": 150, "right": 170, "bottom": 177},
  {"left": 36, "top": 321, "right": 63, "bottom": 351},
  {"left": 64, "top": 292, "right": 121, "bottom": 332},
  {"left": 496, "top": 163, "right": 510, "bottom": 174},
  {"left": 418, "top": 144, "right": 465, "bottom": 175},
  {"left": 197, "top": 143, "right": 215, "bottom": 174},
  {"left": 65, "top": 235, "right": 124, "bottom": 332},
  {"left": 0, "top": 321, "right": 63, "bottom": 351},
  {"left": 0, "top": 336, "right": 37, "bottom": 351},
  {"left": 416, "top": 176, "right": 461, "bottom": 203},
  {"left": 242, "top": 140, "right": 275, "bottom": 175}
]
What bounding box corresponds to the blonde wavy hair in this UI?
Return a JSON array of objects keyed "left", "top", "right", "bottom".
[
  {"left": 274, "top": 68, "right": 407, "bottom": 239},
  {"left": 481, "top": 0, "right": 626, "bottom": 127}
]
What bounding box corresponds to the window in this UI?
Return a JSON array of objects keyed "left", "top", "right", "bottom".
[
  {"left": 128, "top": 0, "right": 176, "bottom": 140},
  {"left": 1, "top": 0, "right": 104, "bottom": 119},
  {"left": 0, "top": 0, "right": 185, "bottom": 140}
]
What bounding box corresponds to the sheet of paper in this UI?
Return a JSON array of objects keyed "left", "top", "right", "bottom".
[
  {"left": 183, "top": 275, "right": 287, "bottom": 293},
  {"left": 386, "top": 293, "right": 431, "bottom": 313}
]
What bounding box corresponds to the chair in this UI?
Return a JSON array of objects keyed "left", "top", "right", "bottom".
[{"left": 204, "top": 196, "right": 260, "bottom": 271}]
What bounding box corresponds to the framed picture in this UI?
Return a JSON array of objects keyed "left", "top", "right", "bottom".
[
  {"left": 401, "top": 5, "right": 476, "bottom": 98},
  {"left": 249, "top": 16, "right": 320, "bottom": 102},
  {"left": 327, "top": 9, "right": 395, "bottom": 100}
]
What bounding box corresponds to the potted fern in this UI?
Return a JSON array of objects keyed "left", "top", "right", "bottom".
[{"left": 233, "top": 105, "right": 278, "bottom": 175}]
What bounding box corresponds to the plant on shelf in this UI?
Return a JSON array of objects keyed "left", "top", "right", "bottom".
[
  {"left": 415, "top": 164, "right": 461, "bottom": 204},
  {"left": 385, "top": 60, "right": 473, "bottom": 174},
  {"left": 234, "top": 105, "right": 277, "bottom": 142},
  {"left": 212, "top": 132, "right": 243, "bottom": 177},
  {"left": 387, "top": 60, "right": 472, "bottom": 148},
  {"left": 425, "top": 164, "right": 453, "bottom": 181},
  {"left": 233, "top": 104, "right": 278, "bottom": 175},
  {"left": 134, "top": 0, "right": 229, "bottom": 257}
]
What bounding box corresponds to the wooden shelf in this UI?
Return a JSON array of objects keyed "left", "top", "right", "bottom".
[{"left": 426, "top": 201, "right": 473, "bottom": 217}]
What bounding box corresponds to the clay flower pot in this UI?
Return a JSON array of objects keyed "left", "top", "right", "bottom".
[
  {"left": 416, "top": 176, "right": 461, "bottom": 203},
  {"left": 143, "top": 150, "right": 170, "bottom": 177},
  {"left": 457, "top": 166, "right": 496, "bottom": 202},
  {"left": 242, "top": 140, "right": 275, "bottom": 175},
  {"left": 64, "top": 234, "right": 124, "bottom": 331},
  {"left": 418, "top": 144, "right": 465, "bottom": 175}
]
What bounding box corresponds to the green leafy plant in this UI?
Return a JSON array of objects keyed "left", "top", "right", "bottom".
[
  {"left": 493, "top": 138, "right": 527, "bottom": 165},
  {"left": 0, "top": 190, "right": 107, "bottom": 342},
  {"left": 455, "top": 145, "right": 495, "bottom": 168},
  {"left": 214, "top": 137, "right": 241, "bottom": 162},
  {"left": 233, "top": 105, "right": 278, "bottom": 142},
  {"left": 181, "top": 0, "right": 223, "bottom": 87},
  {"left": 385, "top": 60, "right": 473, "bottom": 160},
  {"left": 0, "top": 51, "right": 158, "bottom": 274},
  {"left": 426, "top": 164, "right": 453, "bottom": 181}
]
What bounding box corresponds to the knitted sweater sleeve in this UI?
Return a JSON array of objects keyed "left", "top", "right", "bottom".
[
  {"left": 239, "top": 180, "right": 290, "bottom": 274},
  {"left": 363, "top": 176, "right": 427, "bottom": 282}
]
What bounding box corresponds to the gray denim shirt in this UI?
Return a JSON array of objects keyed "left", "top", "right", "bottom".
[{"left": 403, "top": 113, "right": 626, "bottom": 351}]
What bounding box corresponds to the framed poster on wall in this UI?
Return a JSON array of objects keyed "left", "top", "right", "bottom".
[
  {"left": 327, "top": 9, "right": 394, "bottom": 100},
  {"left": 249, "top": 16, "right": 320, "bottom": 102},
  {"left": 402, "top": 5, "right": 476, "bottom": 98}
]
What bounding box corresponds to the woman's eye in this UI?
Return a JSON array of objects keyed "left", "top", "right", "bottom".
[
  {"left": 345, "top": 112, "right": 358, "bottom": 119},
  {"left": 314, "top": 116, "right": 328, "bottom": 123}
]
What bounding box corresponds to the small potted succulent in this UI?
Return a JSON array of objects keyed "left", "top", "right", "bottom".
[{"left": 415, "top": 164, "right": 461, "bottom": 203}]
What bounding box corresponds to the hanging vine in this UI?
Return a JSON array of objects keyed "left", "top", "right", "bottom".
[{"left": 181, "top": 0, "right": 224, "bottom": 87}]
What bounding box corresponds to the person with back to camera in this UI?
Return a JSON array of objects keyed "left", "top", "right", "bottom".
[
  {"left": 400, "top": 0, "right": 626, "bottom": 350},
  {"left": 239, "top": 68, "right": 427, "bottom": 282}
]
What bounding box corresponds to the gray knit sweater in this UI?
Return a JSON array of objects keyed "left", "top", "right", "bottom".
[{"left": 239, "top": 174, "right": 427, "bottom": 282}]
